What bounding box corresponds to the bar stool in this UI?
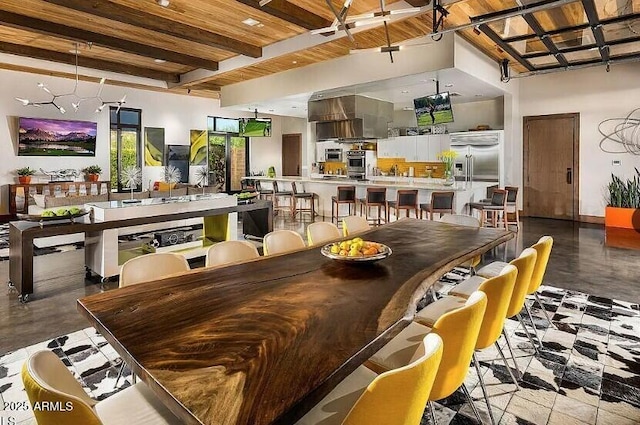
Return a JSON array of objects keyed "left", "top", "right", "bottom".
[
  {"left": 420, "top": 191, "right": 454, "bottom": 220},
  {"left": 272, "top": 181, "right": 294, "bottom": 217},
  {"left": 505, "top": 186, "right": 520, "bottom": 230},
  {"left": 241, "top": 179, "right": 256, "bottom": 191},
  {"left": 358, "top": 187, "right": 387, "bottom": 225},
  {"left": 469, "top": 189, "right": 507, "bottom": 228},
  {"left": 387, "top": 189, "right": 419, "bottom": 221},
  {"left": 331, "top": 185, "right": 356, "bottom": 224},
  {"left": 291, "top": 181, "right": 317, "bottom": 222},
  {"left": 257, "top": 180, "right": 273, "bottom": 200}
]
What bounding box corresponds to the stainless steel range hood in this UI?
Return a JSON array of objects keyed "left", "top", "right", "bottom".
[{"left": 308, "top": 95, "right": 393, "bottom": 141}]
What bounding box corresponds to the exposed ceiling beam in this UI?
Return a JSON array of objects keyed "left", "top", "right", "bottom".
[
  {"left": 521, "top": 13, "right": 569, "bottom": 67},
  {"left": 581, "top": 0, "right": 610, "bottom": 63},
  {"left": 0, "top": 41, "right": 180, "bottom": 82},
  {"left": 0, "top": 10, "right": 218, "bottom": 70},
  {"left": 236, "top": 0, "right": 333, "bottom": 30},
  {"left": 42, "top": 0, "right": 262, "bottom": 58},
  {"left": 479, "top": 23, "right": 536, "bottom": 71}
]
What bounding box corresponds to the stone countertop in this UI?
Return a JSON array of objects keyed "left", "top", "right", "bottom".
[{"left": 244, "top": 176, "right": 494, "bottom": 192}]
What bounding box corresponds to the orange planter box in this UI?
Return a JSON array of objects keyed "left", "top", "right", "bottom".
[{"left": 605, "top": 206, "right": 639, "bottom": 229}]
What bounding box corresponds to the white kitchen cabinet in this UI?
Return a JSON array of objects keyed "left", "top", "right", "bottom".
[
  {"left": 316, "top": 142, "right": 327, "bottom": 162},
  {"left": 415, "top": 135, "right": 430, "bottom": 161},
  {"left": 377, "top": 138, "right": 396, "bottom": 158},
  {"left": 398, "top": 136, "right": 417, "bottom": 160}
]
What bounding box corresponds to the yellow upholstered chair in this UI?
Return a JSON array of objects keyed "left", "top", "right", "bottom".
[
  {"left": 366, "top": 292, "right": 487, "bottom": 424},
  {"left": 342, "top": 216, "right": 371, "bottom": 237},
  {"left": 22, "top": 350, "right": 181, "bottom": 425},
  {"left": 306, "top": 222, "right": 341, "bottom": 246},
  {"left": 473, "top": 248, "right": 540, "bottom": 357},
  {"left": 263, "top": 229, "right": 306, "bottom": 256},
  {"left": 119, "top": 252, "right": 190, "bottom": 287},
  {"left": 296, "top": 334, "right": 443, "bottom": 425},
  {"left": 205, "top": 240, "right": 259, "bottom": 267}
]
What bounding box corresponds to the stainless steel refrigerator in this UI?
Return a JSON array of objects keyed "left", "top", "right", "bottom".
[{"left": 450, "top": 130, "right": 503, "bottom": 186}]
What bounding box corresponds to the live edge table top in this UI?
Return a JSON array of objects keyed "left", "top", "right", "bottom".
[{"left": 77, "top": 219, "right": 513, "bottom": 425}]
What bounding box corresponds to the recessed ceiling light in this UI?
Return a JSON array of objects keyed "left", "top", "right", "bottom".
[
  {"left": 444, "top": 83, "right": 453, "bottom": 88},
  {"left": 291, "top": 106, "right": 298, "bottom": 109},
  {"left": 157, "top": 0, "right": 170, "bottom": 7},
  {"left": 268, "top": 109, "right": 274, "bottom": 112},
  {"left": 401, "top": 90, "right": 409, "bottom": 94},
  {"left": 420, "top": 79, "right": 428, "bottom": 83},
  {"left": 154, "top": 59, "right": 166, "bottom": 63},
  {"left": 242, "top": 18, "right": 261, "bottom": 26},
  {"left": 292, "top": 60, "right": 298, "bottom": 64},
  {"left": 475, "top": 94, "right": 484, "bottom": 97}
]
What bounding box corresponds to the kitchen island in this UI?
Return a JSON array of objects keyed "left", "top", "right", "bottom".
[{"left": 247, "top": 176, "right": 495, "bottom": 217}]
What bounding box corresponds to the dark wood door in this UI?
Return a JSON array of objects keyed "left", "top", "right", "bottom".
[
  {"left": 282, "top": 133, "right": 302, "bottom": 176},
  {"left": 524, "top": 113, "right": 579, "bottom": 220}
]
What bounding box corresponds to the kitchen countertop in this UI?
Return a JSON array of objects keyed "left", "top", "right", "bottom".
[{"left": 244, "top": 175, "right": 493, "bottom": 192}]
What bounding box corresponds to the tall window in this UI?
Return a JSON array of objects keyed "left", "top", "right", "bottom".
[{"left": 110, "top": 107, "right": 142, "bottom": 191}]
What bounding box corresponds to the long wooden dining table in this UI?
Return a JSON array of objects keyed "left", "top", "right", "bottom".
[{"left": 77, "top": 219, "right": 513, "bottom": 425}]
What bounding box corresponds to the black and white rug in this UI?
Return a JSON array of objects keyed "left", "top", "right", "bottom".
[{"left": 0, "top": 274, "right": 638, "bottom": 425}]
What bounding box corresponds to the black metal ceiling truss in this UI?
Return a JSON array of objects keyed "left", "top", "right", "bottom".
[{"left": 471, "top": 0, "right": 640, "bottom": 77}]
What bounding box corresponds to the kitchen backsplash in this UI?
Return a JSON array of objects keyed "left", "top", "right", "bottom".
[{"left": 377, "top": 158, "right": 446, "bottom": 178}]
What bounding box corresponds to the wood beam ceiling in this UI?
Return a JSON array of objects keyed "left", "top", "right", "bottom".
[
  {"left": 42, "top": 0, "right": 262, "bottom": 58},
  {"left": 0, "top": 10, "right": 219, "bottom": 70},
  {"left": 236, "top": 0, "right": 333, "bottom": 30},
  {"left": 0, "top": 41, "right": 180, "bottom": 82}
]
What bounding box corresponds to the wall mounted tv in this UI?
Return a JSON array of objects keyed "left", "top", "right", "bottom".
[
  {"left": 413, "top": 92, "right": 454, "bottom": 127},
  {"left": 239, "top": 118, "right": 272, "bottom": 137},
  {"left": 18, "top": 117, "right": 97, "bottom": 156}
]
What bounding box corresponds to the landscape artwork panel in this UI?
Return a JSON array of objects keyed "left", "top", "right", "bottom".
[
  {"left": 190, "top": 129, "right": 207, "bottom": 165},
  {"left": 145, "top": 127, "right": 165, "bottom": 166},
  {"left": 18, "top": 117, "right": 97, "bottom": 156}
]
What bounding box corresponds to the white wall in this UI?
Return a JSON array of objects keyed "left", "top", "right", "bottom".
[
  {"left": 518, "top": 63, "right": 640, "bottom": 217},
  {"left": 0, "top": 68, "right": 283, "bottom": 214}
]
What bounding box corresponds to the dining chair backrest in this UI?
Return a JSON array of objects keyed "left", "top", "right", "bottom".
[
  {"left": 396, "top": 190, "right": 419, "bottom": 208},
  {"left": 22, "top": 350, "right": 103, "bottom": 425},
  {"left": 119, "top": 252, "right": 190, "bottom": 287},
  {"left": 431, "top": 191, "right": 455, "bottom": 210},
  {"left": 490, "top": 189, "right": 507, "bottom": 206},
  {"left": 342, "top": 215, "right": 371, "bottom": 237},
  {"left": 506, "top": 248, "right": 538, "bottom": 318},
  {"left": 429, "top": 291, "right": 487, "bottom": 401},
  {"left": 263, "top": 230, "right": 306, "bottom": 256},
  {"left": 343, "top": 334, "right": 443, "bottom": 425},
  {"left": 337, "top": 186, "right": 356, "bottom": 202},
  {"left": 205, "top": 240, "right": 260, "bottom": 267},
  {"left": 505, "top": 186, "right": 519, "bottom": 204},
  {"left": 255, "top": 180, "right": 262, "bottom": 191},
  {"left": 307, "top": 222, "right": 341, "bottom": 246},
  {"left": 528, "top": 236, "right": 554, "bottom": 294},
  {"left": 438, "top": 214, "right": 481, "bottom": 228},
  {"left": 273, "top": 180, "right": 280, "bottom": 193},
  {"left": 291, "top": 181, "right": 302, "bottom": 195},
  {"left": 475, "top": 265, "right": 518, "bottom": 350},
  {"left": 366, "top": 187, "right": 387, "bottom": 204}
]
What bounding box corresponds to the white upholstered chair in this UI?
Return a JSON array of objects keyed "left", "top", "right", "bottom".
[
  {"left": 341, "top": 216, "right": 371, "bottom": 237},
  {"left": 119, "top": 252, "right": 190, "bottom": 287},
  {"left": 306, "top": 222, "right": 341, "bottom": 246},
  {"left": 205, "top": 240, "right": 259, "bottom": 267},
  {"left": 263, "top": 229, "right": 306, "bottom": 256}
]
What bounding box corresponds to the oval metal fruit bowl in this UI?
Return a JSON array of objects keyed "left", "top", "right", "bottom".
[{"left": 320, "top": 242, "right": 392, "bottom": 263}]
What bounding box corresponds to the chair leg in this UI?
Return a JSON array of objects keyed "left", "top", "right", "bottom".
[
  {"left": 495, "top": 342, "right": 520, "bottom": 389},
  {"left": 472, "top": 354, "right": 497, "bottom": 425},
  {"left": 516, "top": 314, "right": 540, "bottom": 354},
  {"left": 114, "top": 362, "right": 125, "bottom": 388},
  {"left": 428, "top": 401, "right": 438, "bottom": 425},
  {"left": 534, "top": 292, "right": 557, "bottom": 329},
  {"left": 523, "top": 302, "right": 544, "bottom": 345},
  {"left": 501, "top": 329, "right": 522, "bottom": 380},
  {"left": 461, "top": 383, "right": 484, "bottom": 425}
]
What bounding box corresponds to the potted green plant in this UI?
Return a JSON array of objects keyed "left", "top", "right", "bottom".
[
  {"left": 605, "top": 168, "right": 640, "bottom": 229},
  {"left": 82, "top": 165, "right": 102, "bottom": 182},
  {"left": 16, "top": 167, "right": 36, "bottom": 184}
]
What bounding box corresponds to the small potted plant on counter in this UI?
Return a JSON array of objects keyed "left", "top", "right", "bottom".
[
  {"left": 82, "top": 165, "right": 102, "bottom": 182},
  {"left": 16, "top": 167, "right": 36, "bottom": 184}
]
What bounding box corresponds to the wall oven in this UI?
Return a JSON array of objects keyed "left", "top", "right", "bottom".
[
  {"left": 346, "top": 150, "right": 366, "bottom": 179},
  {"left": 325, "top": 148, "right": 343, "bottom": 162}
]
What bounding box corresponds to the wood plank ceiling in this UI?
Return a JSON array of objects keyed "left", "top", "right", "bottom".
[{"left": 0, "top": 0, "right": 637, "bottom": 100}]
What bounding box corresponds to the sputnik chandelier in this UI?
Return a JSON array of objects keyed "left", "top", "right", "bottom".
[{"left": 15, "top": 42, "right": 127, "bottom": 114}]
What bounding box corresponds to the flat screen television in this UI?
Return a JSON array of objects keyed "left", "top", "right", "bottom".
[
  {"left": 413, "top": 92, "right": 454, "bottom": 127},
  {"left": 18, "top": 117, "right": 97, "bottom": 156},
  {"left": 239, "top": 118, "right": 272, "bottom": 137}
]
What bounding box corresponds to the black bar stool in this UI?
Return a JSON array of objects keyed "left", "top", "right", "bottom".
[
  {"left": 388, "top": 189, "right": 419, "bottom": 221},
  {"left": 257, "top": 181, "right": 273, "bottom": 200},
  {"left": 420, "top": 191, "right": 454, "bottom": 220},
  {"left": 358, "top": 187, "right": 387, "bottom": 225},
  {"left": 291, "top": 181, "right": 317, "bottom": 222},
  {"left": 331, "top": 186, "right": 356, "bottom": 224},
  {"left": 273, "top": 181, "right": 293, "bottom": 217}
]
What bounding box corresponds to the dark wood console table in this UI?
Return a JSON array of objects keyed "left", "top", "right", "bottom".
[{"left": 8, "top": 199, "right": 272, "bottom": 302}]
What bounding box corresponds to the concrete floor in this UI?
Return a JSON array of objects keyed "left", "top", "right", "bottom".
[{"left": 1, "top": 216, "right": 639, "bottom": 355}]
